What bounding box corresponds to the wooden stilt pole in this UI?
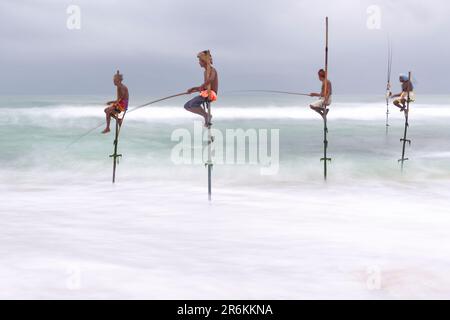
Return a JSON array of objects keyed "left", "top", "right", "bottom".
[
  {"left": 321, "top": 117, "right": 331, "bottom": 180},
  {"left": 109, "top": 118, "right": 122, "bottom": 183},
  {"left": 320, "top": 17, "right": 331, "bottom": 181},
  {"left": 203, "top": 51, "right": 214, "bottom": 201},
  {"left": 206, "top": 101, "right": 213, "bottom": 201},
  {"left": 386, "top": 40, "right": 393, "bottom": 133}
]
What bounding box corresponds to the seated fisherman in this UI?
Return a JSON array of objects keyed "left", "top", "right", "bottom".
[
  {"left": 102, "top": 70, "right": 129, "bottom": 134},
  {"left": 309, "top": 69, "right": 332, "bottom": 118},
  {"left": 184, "top": 50, "right": 218, "bottom": 127},
  {"left": 391, "top": 74, "right": 415, "bottom": 112}
]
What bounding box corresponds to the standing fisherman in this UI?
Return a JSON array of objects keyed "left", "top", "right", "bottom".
[
  {"left": 184, "top": 50, "right": 219, "bottom": 127},
  {"left": 309, "top": 69, "right": 332, "bottom": 118},
  {"left": 102, "top": 71, "right": 129, "bottom": 134},
  {"left": 391, "top": 74, "right": 415, "bottom": 112}
]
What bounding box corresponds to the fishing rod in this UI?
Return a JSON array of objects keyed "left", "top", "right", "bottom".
[
  {"left": 228, "top": 89, "right": 311, "bottom": 97},
  {"left": 385, "top": 38, "right": 393, "bottom": 133},
  {"left": 126, "top": 92, "right": 189, "bottom": 115},
  {"left": 398, "top": 71, "right": 412, "bottom": 171},
  {"left": 320, "top": 17, "right": 332, "bottom": 181},
  {"left": 109, "top": 92, "right": 189, "bottom": 183},
  {"left": 66, "top": 92, "right": 189, "bottom": 148}
]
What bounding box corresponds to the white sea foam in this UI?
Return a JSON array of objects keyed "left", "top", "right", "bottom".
[
  {"left": 3, "top": 102, "right": 450, "bottom": 125},
  {"left": 1, "top": 177, "right": 450, "bottom": 299}
]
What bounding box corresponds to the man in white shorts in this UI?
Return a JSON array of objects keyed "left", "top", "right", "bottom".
[
  {"left": 391, "top": 74, "right": 415, "bottom": 112},
  {"left": 310, "top": 69, "right": 332, "bottom": 118}
]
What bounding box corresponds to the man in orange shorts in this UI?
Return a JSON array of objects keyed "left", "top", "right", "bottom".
[
  {"left": 102, "top": 70, "right": 129, "bottom": 134},
  {"left": 185, "top": 50, "right": 218, "bottom": 127}
]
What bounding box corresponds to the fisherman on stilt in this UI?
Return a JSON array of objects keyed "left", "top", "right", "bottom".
[
  {"left": 309, "top": 69, "right": 332, "bottom": 118},
  {"left": 391, "top": 74, "right": 415, "bottom": 114},
  {"left": 184, "top": 50, "right": 219, "bottom": 127},
  {"left": 102, "top": 70, "right": 129, "bottom": 134},
  {"left": 397, "top": 71, "right": 413, "bottom": 170}
]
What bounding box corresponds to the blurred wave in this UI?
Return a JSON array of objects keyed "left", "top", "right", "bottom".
[
  {"left": 1, "top": 95, "right": 450, "bottom": 184},
  {"left": 2, "top": 103, "right": 450, "bottom": 125}
]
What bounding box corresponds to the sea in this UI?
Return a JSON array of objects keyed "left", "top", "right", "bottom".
[{"left": 1, "top": 93, "right": 449, "bottom": 299}]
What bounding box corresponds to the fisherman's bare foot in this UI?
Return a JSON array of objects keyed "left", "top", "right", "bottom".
[
  {"left": 310, "top": 106, "right": 325, "bottom": 117},
  {"left": 320, "top": 108, "right": 329, "bottom": 119},
  {"left": 310, "top": 106, "right": 320, "bottom": 113},
  {"left": 102, "top": 128, "right": 110, "bottom": 134},
  {"left": 204, "top": 114, "right": 213, "bottom": 128}
]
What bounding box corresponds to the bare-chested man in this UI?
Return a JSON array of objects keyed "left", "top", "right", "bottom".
[
  {"left": 309, "top": 69, "right": 332, "bottom": 118},
  {"left": 102, "top": 71, "right": 129, "bottom": 134},
  {"left": 184, "top": 50, "right": 219, "bottom": 127},
  {"left": 391, "top": 74, "right": 415, "bottom": 112}
]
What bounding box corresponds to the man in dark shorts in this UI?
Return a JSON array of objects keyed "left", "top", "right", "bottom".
[{"left": 184, "top": 50, "right": 219, "bottom": 127}]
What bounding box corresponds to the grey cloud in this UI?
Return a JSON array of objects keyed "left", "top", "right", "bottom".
[{"left": 0, "top": 0, "right": 449, "bottom": 95}]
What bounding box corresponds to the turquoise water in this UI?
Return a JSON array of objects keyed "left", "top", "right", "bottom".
[
  {"left": 2, "top": 94, "right": 450, "bottom": 299},
  {"left": 1, "top": 94, "right": 450, "bottom": 184}
]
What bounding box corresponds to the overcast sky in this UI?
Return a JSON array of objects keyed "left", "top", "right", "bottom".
[{"left": 1, "top": 0, "right": 449, "bottom": 95}]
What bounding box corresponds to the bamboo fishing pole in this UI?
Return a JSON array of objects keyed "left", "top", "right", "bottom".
[
  {"left": 320, "top": 17, "right": 332, "bottom": 181},
  {"left": 108, "top": 92, "right": 190, "bottom": 183},
  {"left": 66, "top": 92, "right": 189, "bottom": 148},
  {"left": 227, "top": 89, "right": 311, "bottom": 97},
  {"left": 398, "top": 71, "right": 412, "bottom": 171},
  {"left": 66, "top": 92, "right": 189, "bottom": 184}
]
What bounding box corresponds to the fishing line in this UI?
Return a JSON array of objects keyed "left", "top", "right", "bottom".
[
  {"left": 66, "top": 92, "right": 189, "bottom": 148},
  {"left": 226, "top": 89, "right": 311, "bottom": 97}
]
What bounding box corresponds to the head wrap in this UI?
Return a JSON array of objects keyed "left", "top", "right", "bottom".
[
  {"left": 115, "top": 70, "right": 123, "bottom": 81},
  {"left": 197, "top": 50, "right": 213, "bottom": 65}
]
